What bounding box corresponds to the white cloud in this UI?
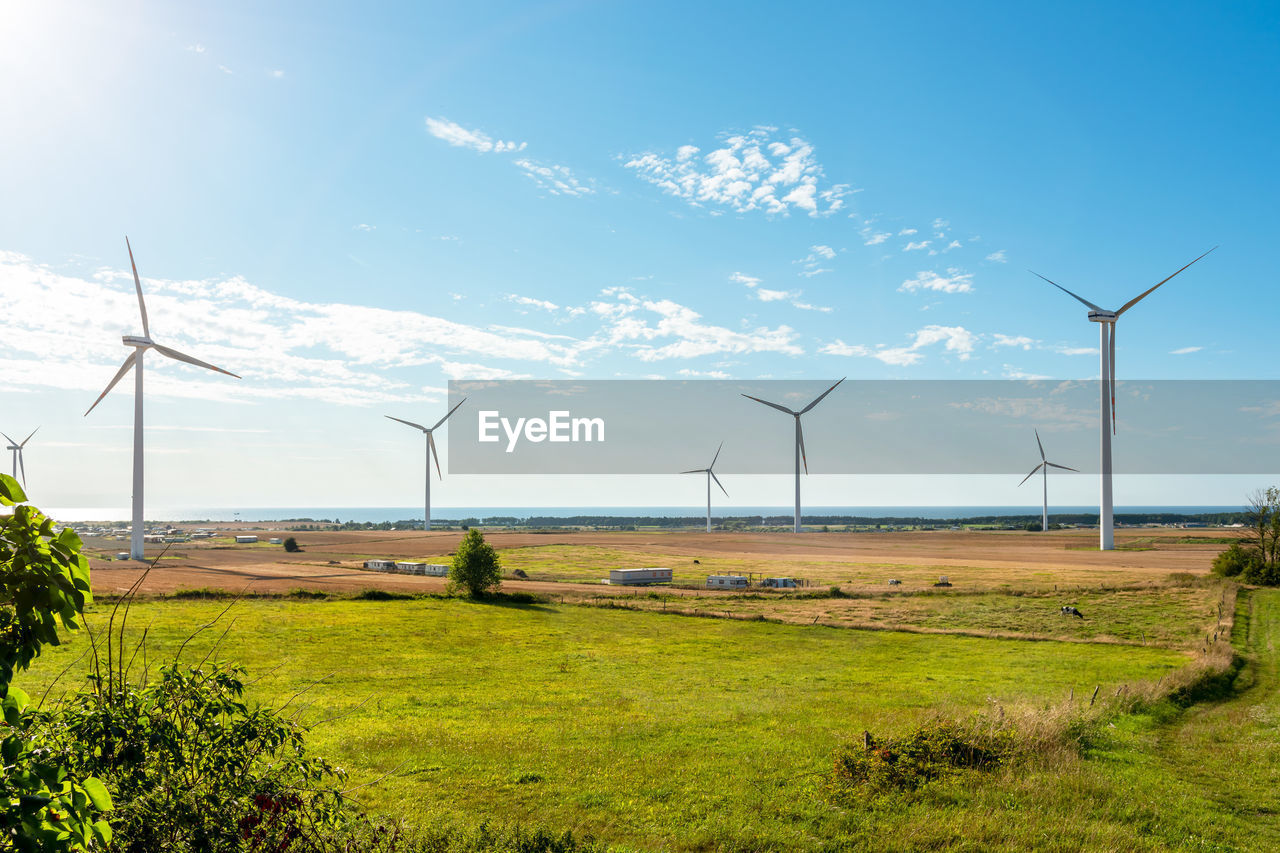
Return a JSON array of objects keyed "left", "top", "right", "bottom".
[
  {"left": 424, "top": 117, "right": 527, "bottom": 154},
  {"left": 903, "top": 241, "right": 931, "bottom": 252},
  {"left": 986, "top": 250, "right": 1007, "bottom": 263},
  {"left": 623, "top": 127, "right": 849, "bottom": 217},
  {"left": 932, "top": 218, "right": 950, "bottom": 230},
  {"left": 993, "top": 334, "right": 1036, "bottom": 350},
  {"left": 217, "top": 64, "right": 233, "bottom": 75},
  {"left": 269, "top": 69, "right": 285, "bottom": 78},
  {"left": 811, "top": 245, "right": 836, "bottom": 260},
  {"left": 944, "top": 240, "right": 962, "bottom": 252},
  {"left": 353, "top": 224, "right": 375, "bottom": 232},
  {"left": 794, "top": 245, "right": 837, "bottom": 277},
  {"left": 898, "top": 268, "right": 974, "bottom": 294},
  {"left": 185, "top": 44, "right": 206, "bottom": 54},
  {"left": 506, "top": 294, "right": 560, "bottom": 312},
  {"left": 1001, "top": 365, "right": 1052, "bottom": 380},
  {"left": 898, "top": 228, "right": 917, "bottom": 236},
  {"left": 513, "top": 159, "right": 593, "bottom": 196},
  {"left": 1170, "top": 346, "right": 1203, "bottom": 355},
  {"left": 862, "top": 231, "right": 891, "bottom": 246},
  {"left": 732, "top": 272, "right": 831, "bottom": 313},
  {"left": 755, "top": 287, "right": 795, "bottom": 302},
  {"left": 729, "top": 272, "right": 762, "bottom": 287},
  {"left": 822, "top": 325, "right": 976, "bottom": 366},
  {"left": 677, "top": 368, "right": 730, "bottom": 379},
  {"left": 1054, "top": 346, "right": 1098, "bottom": 356}
]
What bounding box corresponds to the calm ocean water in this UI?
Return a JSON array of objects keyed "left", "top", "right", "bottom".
[{"left": 41, "top": 505, "right": 1245, "bottom": 523}]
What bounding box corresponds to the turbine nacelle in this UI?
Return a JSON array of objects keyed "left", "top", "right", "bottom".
[
  {"left": 1087, "top": 311, "right": 1118, "bottom": 324},
  {"left": 122, "top": 335, "right": 154, "bottom": 347}
]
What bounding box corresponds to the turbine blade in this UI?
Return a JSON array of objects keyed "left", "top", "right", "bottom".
[
  {"left": 85, "top": 351, "right": 138, "bottom": 416},
  {"left": 1030, "top": 271, "right": 1103, "bottom": 311},
  {"left": 1110, "top": 324, "right": 1117, "bottom": 434},
  {"left": 1018, "top": 462, "right": 1045, "bottom": 487},
  {"left": 1035, "top": 428, "right": 1045, "bottom": 461},
  {"left": 1115, "top": 246, "right": 1217, "bottom": 317},
  {"left": 798, "top": 419, "right": 808, "bottom": 474},
  {"left": 20, "top": 427, "right": 39, "bottom": 447},
  {"left": 680, "top": 468, "right": 704, "bottom": 475},
  {"left": 17, "top": 450, "right": 26, "bottom": 488},
  {"left": 1046, "top": 462, "right": 1078, "bottom": 471},
  {"left": 741, "top": 393, "right": 796, "bottom": 416},
  {"left": 0, "top": 432, "right": 14, "bottom": 447},
  {"left": 710, "top": 440, "right": 723, "bottom": 469},
  {"left": 431, "top": 397, "right": 468, "bottom": 431},
  {"left": 427, "top": 432, "right": 442, "bottom": 479},
  {"left": 152, "top": 343, "right": 240, "bottom": 378},
  {"left": 126, "top": 236, "right": 150, "bottom": 338},
  {"left": 711, "top": 470, "right": 729, "bottom": 498},
  {"left": 386, "top": 415, "right": 429, "bottom": 431},
  {"left": 799, "top": 377, "right": 845, "bottom": 414}
]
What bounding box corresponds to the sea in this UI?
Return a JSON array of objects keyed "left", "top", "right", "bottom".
[{"left": 41, "top": 505, "right": 1245, "bottom": 523}]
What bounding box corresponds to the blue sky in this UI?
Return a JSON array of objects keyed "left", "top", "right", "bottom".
[{"left": 1, "top": 1, "right": 1277, "bottom": 511}]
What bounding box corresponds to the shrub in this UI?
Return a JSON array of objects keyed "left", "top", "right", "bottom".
[
  {"left": 283, "top": 537, "right": 301, "bottom": 552},
  {"left": 1212, "top": 542, "right": 1259, "bottom": 578},
  {"left": 830, "top": 721, "right": 1014, "bottom": 797},
  {"left": 450, "top": 529, "right": 502, "bottom": 598}
]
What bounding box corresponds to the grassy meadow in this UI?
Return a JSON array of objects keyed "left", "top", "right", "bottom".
[{"left": 24, "top": 593, "right": 1195, "bottom": 851}]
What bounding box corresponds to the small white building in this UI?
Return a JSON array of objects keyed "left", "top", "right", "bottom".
[
  {"left": 234, "top": 535, "right": 258, "bottom": 544},
  {"left": 706, "top": 575, "right": 748, "bottom": 589},
  {"left": 115, "top": 552, "right": 130, "bottom": 561},
  {"left": 269, "top": 537, "right": 283, "bottom": 545},
  {"left": 763, "top": 577, "right": 797, "bottom": 588},
  {"left": 364, "top": 559, "right": 396, "bottom": 571},
  {"left": 396, "top": 561, "right": 426, "bottom": 574},
  {"left": 608, "top": 567, "right": 672, "bottom": 585},
  {"left": 423, "top": 564, "right": 450, "bottom": 577}
]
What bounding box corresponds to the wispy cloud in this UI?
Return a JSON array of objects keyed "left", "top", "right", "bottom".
[
  {"left": 732, "top": 272, "right": 832, "bottom": 313},
  {"left": 993, "top": 334, "right": 1036, "bottom": 350},
  {"left": 269, "top": 69, "right": 285, "bottom": 79},
  {"left": 899, "top": 268, "right": 974, "bottom": 295},
  {"left": 795, "top": 244, "right": 836, "bottom": 278},
  {"left": 353, "top": 223, "right": 375, "bottom": 232},
  {"left": 903, "top": 241, "right": 931, "bottom": 252},
  {"left": 513, "top": 159, "right": 593, "bottom": 196},
  {"left": 507, "top": 294, "right": 560, "bottom": 312},
  {"left": 862, "top": 229, "right": 891, "bottom": 246},
  {"left": 1171, "top": 346, "right": 1203, "bottom": 355},
  {"left": 822, "top": 325, "right": 977, "bottom": 366},
  {"left": 986, "top": 250, "right": 1007, "bottom": 263},
  {"left": 424, "top": 116, "right": 526, "bottom": 154},
  {"left": 623, "top": 127, "right": 850, "bottom": 217}
]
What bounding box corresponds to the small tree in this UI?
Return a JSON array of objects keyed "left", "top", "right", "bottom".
[
  {"left": 450, "top": 529, "right": 502, "bottom": 597},
  {"left": 283, "top": 536, "right": 300, "bottom": 552},
  {"left": 1213, "top": 487, "right": 1280, "bottom": 585}
]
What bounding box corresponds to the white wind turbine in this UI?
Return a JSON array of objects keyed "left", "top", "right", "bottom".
[
  {"left": 681, "top": 441, "right": 728, "bottom": 533},
  {"left": 2, "top": 427, "right": 39, "bottom": 489},
  {"left": 1018, "top": 429, "right": 1077, "bottom": 533},
  {"left": 85, "top": 238, "right": 241, "bottom": 560},
  {"left": 742, "top": 378, "right": 845, "bottom": 533},
  {"left": 1032, "top": 247, "right": 1215, "bottom": 550},
  {"left": 386, "top": 398, "right": 467, "bottom": 531}
]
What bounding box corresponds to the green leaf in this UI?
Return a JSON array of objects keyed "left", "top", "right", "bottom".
[
  {"left": 92, "top": 819, "right": 113, "bottom": 845},
  {"left": 0, "top": 473, "right": 26, "bottom": 506},
  {"left": 81, "top": 777, "right": 113, "bottom": 812}
]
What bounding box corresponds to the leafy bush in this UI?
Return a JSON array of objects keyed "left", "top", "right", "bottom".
[
  {"left": 0, "top": 474, "right": 113, "bottom": 851},
  {"left": 830, "top": 721, "right": 1014, "bottom": 797},
  {"left": 283, "top": 537, "right": 301, "bottom": 552},
  {"left": 450, "top": 530, "right": 502, "bottom": 598},
  {"left": 1212, "top": 543, "right": 1259, "bottom": 578}
]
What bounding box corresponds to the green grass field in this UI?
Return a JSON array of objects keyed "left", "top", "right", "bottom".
[{"left": 25, "top": 594, "right": 1191, "bottom": 851}]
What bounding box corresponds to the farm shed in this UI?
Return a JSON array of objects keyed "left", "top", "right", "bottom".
[
  {"left": 608, "top": 567, "right": 672, "bottom": 585},
  {"left": 235, "top": 535, "right": 258, "bottom": 544},
  {"left": 706, "top": 575, "right": 748, "bottom": 589}
]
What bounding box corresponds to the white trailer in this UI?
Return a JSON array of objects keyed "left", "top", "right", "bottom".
[
  {"left": 364, "top": 559, "right": 396, "bottom": 571},
  {"left": 608, "top": 567, "right": 672, "bottom": 585},
  {"left": 396, "top": 561, "right": 427, "bottom": 574},
  {"left": 705, "top": 575, "right": 748, "bottom": 589},
  {"left": 269, "top": 538, "right": 283, "bottom": 545},
  {"left": 423, "top": 564, "right": 450, "bottom": 577},
  {"left": 763, "top": 577, "right": 797, "bottom": 588}
]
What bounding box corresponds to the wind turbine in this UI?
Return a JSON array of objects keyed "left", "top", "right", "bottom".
[
  {"left": 1018, "top": 429, "right": 1077, "bottom": 533},
  {"left": 2, "top": 427, "right": 39, "bottom": 488},
  {"left": 742, "top": 378, "right": 845, "bottom": 533},
  {"left": 385, "top": 398, "right": 467, "bottom": 531},
  {"left": 1032, "top": 247, "right": 1215, "bottom": 550},
  {"left": 85, "top": 238, "right": 240, "bottom": 560},
  {"left": 681, "top": 441, "right": 728, "bottom": 533}
]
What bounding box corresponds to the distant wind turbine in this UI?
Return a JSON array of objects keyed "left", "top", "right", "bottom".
[
  {"left": 1018, "top": 429, "right": 1077, "bottom": 533},
  {"left": 386, "top": 398, "right": 467, "bottom": 531},
  {"left": 1032, "top": 248, "right": 1214, "bottom": 550},
  {"left": 742, "top": 378, "right": 845, "bottom": 533},
  {"left": 2, "top": 427, "right": 39, "bottom": 488},
  {"left": 681, "top": 441, "right": 728, "bottom": 533},
  {"left": 85, "top": 238, "right": 241, "bottom": 560}
]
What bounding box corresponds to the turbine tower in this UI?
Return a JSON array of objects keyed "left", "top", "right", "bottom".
[
  {"left": 681, "top": 441, "right": 728, "bottom": 533},
  {"left": 1018, "top": 429, "right": 1077, "bottom": 533},
  {"left": 1033, "top": 247, "right": 1214, "bottom": 550},
  {"left": 386, "top": 398, "right": 467, "bottom": 531},
  {"left": 742, "top": 378, "right": 845, "bottom": 533},
  {"left": 2, "top": 427, "right": 39, "bottom": 488},
  {"left": 85, "top": 238, "right": 240, "bottom": 561}
]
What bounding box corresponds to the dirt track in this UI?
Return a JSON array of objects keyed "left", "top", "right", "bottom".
[{"left": 82, "top": 526, "right": 1232, "bottom": 598}]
